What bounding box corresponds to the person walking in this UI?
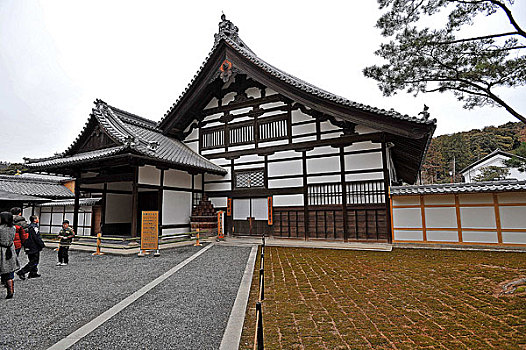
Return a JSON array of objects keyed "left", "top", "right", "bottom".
[
  {"left": 17, "top": 216, "right": 45, "bottom": 280},
  {"left": 0, "top": 212, "right": 19, "bottom": 299},
  {"left": 11, "top": 207, "right": 28, "bottom": 256},
  {"left": 57, "top": 220, "right": 74, "bottom": 266}
]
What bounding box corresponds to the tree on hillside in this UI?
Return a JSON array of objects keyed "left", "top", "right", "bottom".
[
  {"left": 364, "top": 0, "right": 526, "bottom": 123},
  {"left": 504, "top": 141, "right": 526, "bottom": 172}
]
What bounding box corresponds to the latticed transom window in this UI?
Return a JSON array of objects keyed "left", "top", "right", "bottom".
[{"left": 235, "top": 169, "right": 265, "bottom": 188}]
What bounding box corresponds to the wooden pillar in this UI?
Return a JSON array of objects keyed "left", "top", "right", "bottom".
[
  {"left": 493, "top": 194, "right": 503, "bottom": 244},
  {"left": 131, "top": 166, "right": 139, "bottom": 238},
  {"left": 340, "top": 147, "right": 348, "bottom": 242},
  {"left": 381, "top": 137, "right": 393, "bottom": 243},
  {"left": 454, "top": 194, "right": 463, "bottom": 243},
  {"left": 72, "top": 174, "right": 81, "bottom": 234},
  {"left": 420, "top": 195, "right": 427, "bottom": 242},
  {"left": 100, "top": 182, "right": 107, "bottom": 235},
  {"left": 302, "top": 150, "right": 309, "bottom": 240},
  {"left": 158, "top": 169, "right": 165, "bottom": 237}
]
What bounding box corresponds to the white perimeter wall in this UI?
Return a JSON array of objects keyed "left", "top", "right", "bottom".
[{"left": 392, "top": 191, "right": 526, "bottom": 246}]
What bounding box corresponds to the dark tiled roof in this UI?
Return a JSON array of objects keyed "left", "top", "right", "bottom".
[
  {"left": 26, "top": 102, "right": 227, "bottom": 175},
  {"left": 159, "top": 15, "right": 437, "bottom": 128},
  {"left": 391, "top": 180, "right": 526, "bottom": 196},
  {"left": 0, "top": 175, "right": 74, "bottom": 199},
  {"left": 37, "top": 197, "right": 101, "bottom": 207},
  {"left": 0, "top": 189, "right": 50, "bottom": 202},
  {"left": 460, "top": 149, "right": 526, "bottom": 173}
]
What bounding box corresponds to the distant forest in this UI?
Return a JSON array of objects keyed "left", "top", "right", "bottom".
[{"left": 421, "top": 122, "right": 526, "bottom": 184}]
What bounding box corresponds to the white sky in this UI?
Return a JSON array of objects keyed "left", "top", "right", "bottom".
[{"left": 1, "top": 1, "right": 525, "bottom": 163}]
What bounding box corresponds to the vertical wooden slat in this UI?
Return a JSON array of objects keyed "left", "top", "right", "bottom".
[
  {"left": 493, "top": 194, "right": 503, "bottom": 244},
  {"left": 420, "top": 195, "right": 427, "bottom": 242},
  {"left": 454, "top": 194, "right": 463, "bottom": 243}
]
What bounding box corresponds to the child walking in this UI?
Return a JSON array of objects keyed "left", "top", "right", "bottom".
[{"left": 57, "top": 220, "right": 75, "bottom": 266}]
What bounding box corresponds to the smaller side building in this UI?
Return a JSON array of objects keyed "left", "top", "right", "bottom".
[
  {"left": 390, "top": 180, "right": 526, "bottom": 247},
  {"left": 461, "top": 149, "right": 526, "bottom": 182}
]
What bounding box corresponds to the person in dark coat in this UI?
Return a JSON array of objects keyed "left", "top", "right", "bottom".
[
  {"left": 57, "top": 220, "right": 74, "bottom": 266},
  {"left": 17, "top": 215, "right": 44, "bottom": 280},
  {"left": 0, "top": 212, "right": 19, "bottom": 299}
]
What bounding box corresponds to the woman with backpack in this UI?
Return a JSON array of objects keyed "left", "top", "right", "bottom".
[{"left": 0, "top": 211, "right": 19, "bottom": 299}]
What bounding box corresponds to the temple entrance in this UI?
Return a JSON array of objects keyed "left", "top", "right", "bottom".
[
  {"left": 232, "top": 197, "right": 270, "bottom": 236},
  {"left": 137, "top": 191, "right": 159, "bottom": 236}
]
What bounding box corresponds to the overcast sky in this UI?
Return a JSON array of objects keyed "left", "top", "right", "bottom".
[{"left": 1, "top": 1, "right": 525, "bottom": 163}]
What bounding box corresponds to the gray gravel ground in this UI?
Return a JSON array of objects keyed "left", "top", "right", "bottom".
[
  {"left": 1, "top": 243, "right": 250, "bottom": 350},
  {"left": 71, "top": 245, "right": 251, "bottom": 350}
]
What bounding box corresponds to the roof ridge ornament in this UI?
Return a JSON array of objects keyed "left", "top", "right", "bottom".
[{"left": 214, "top": 14, "right": 240, "bottom": 46}]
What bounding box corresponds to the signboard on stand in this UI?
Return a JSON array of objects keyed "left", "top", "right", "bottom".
[{"left": 141, "top": 211, "right": 159, "bottom": 253}]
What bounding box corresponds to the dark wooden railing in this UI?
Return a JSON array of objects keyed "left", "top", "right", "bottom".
[{"left": 254, "top": 235, "right": 265, "bottom": 350}]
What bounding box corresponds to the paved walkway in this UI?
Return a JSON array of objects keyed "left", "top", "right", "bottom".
[{"left": 1, "top": 243, "right": 255, "bottom": 350}]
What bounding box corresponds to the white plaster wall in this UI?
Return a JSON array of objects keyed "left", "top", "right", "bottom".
[
  {"left": 212, "top": 158, "right": 232, "bottom": 166},
  {"left": 206, "top": 170, "right": 231, "bottom": 181},
  {"left": 222, "top": 92, "right": 236, "bottom": 105},
  {"left": 268, "top": 159, "right": 302, "bottom": 177},
  {"left": 210, "top": 197, "right": 227, "bottom": 208},
  {"left": 321, "top": 132, "right": 342, "bottom": 140},
  {"left": 105, "top": 194, "right": 132, "bottom": 223},
  {"left": 138, "top": 165, "right": 161, "bottom": 186},
  {"left": 393, "top": 196, "right": 420, "bottom": 206},
  {"left": 260, "top": 102, "right": 284, "bottom": 109},
  {"left": 425, "top": 207, "right": 457, "bottom": 228},
  {"left": 498, "top": 192, "right": 526, "bottom": 203},
  {"left": 502, "top": 231, "right": 526, "bottom": 244},
  {"left": 320, "top": 121, "right": 340, "bottom": 132},
  {"left": 307, "top": 156, "right": 340, "bottom": 174},
  {"left": 236, "top": 154, "right": 264, "bottom": 164},
  {"left": 345, "top": 152, "right": 383, "bottom": 171},
  {"left": 229, "top": 144, "right": 255, "bottom": 152},
  {"left": 268, "top": 178, "right": 303, "bottom": 188},
  {"left": 460, "top": 207, "right": 496, "bottom": 228},
  {"left": 393, "top": 208, "right": 422, "bottom": 228},
  {"left": 235, "top": 163, "right": 265, "bottom": 170},
  {"left": 185, "top": 126, "right": 199, "bottom": 141},
  {"left": 345, "top": 172, "right": 384, "bottom": 182},
  {"left": 307, "top": 175, "right": 340, "bottom": 184},
  {"left": 292, "top": 136, "right": 316, "bottom": 143},
  {"left": 344, "top": 142, "right": 380, "bottom": 152},
  {"left": 307, "top": 146, "right": 339, "bottom": 157},
  {"left": 273, "top": 194, "right": 304, "bottom": 206},
  {"left": 258, "top": 140, "right": 289, "bottom": 148},
  {"left": 394, "top": 230, "right": 423, "bottom": 241},
  {"left": 292, "top": 124, "right": 316, "bottom": 136},
  {"left": 233, "top": 199, "right": 250, "bottom": 220},
  {"left": 162, "top": 190, "right": 191, "bottom": 225},
  {"left": 427, "top": 230, "right": 459, "bottom": 242},
  {"left": 202, "top": 148, "right": 226, "bottom": 155},
  {"left": 463, "top": 231, "right": 498, "bottom": 243},
  {"left": 499, "top": 206, "right": 526, "bottom": 229},
  {"left": 187, "top": 141, "right": 198, "bottom": 153},
  {"left": 458, "top": 194, "right": 493, "bottom": 204},
  {"left": 265, "top": 88, "right": 278, "bottom": 96},
  {"left": 424, "top": 195, "right": 455, "bottom": 205},
  {"left": 291, "top": 110, "right": 312, "bottom": 123},
  {"left": 203, "top": 112, "right": 223, "bottom": 122},
  {"left": 194, "top": 174, "right": 203, "bottom": 190},
  {"left": 204, "top": 182, "right": 231, "bottom": 191},
  {"left": 268, "top": 150, "right": 301, "bottom": 161},
  {"left": 204, "top": 97, "right": 218, "bottom": 109},
  {"left": 231, "top": 107, "right": 253, "bottom": 115},
  {"left": 246, "top": 87, "right": 261, "bottom": 99},
  {"left": 164, "top": 169, "right": 192, "bottom": 188}
]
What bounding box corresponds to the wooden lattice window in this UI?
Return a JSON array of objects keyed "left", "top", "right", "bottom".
[
  {"left": 229, "top": 122, "right": 254, "bottom": 146},
  {"left": 308, "top": 183, "right": 343, "bottom": 205},
  {"left": 201, "top": 127, "right": 225, "bottom": 149},
  {"left": 235, "top": 169, "right": 265, "bottom": 188},
  {"left": 346, "top": 181, "right": 385, "bottom": 204},
  {"left": 258, "top": 115, "right": 288, "bottom": 142}
]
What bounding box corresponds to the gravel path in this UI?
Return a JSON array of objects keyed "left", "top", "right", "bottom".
[
  {"left": 1, "top": 244, "right": 251, "bottom": 350},
  {"left": 71, "top": 245, "right": 251, "bottom": 350}
]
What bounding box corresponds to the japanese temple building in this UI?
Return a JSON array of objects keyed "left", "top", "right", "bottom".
[{"left": 25, "top": 16, "right": 436, "bottom": 242}]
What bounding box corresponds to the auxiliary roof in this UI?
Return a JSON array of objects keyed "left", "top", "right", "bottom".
[{"left": 25, "top": 101, "right": 226, "bottom": 175}]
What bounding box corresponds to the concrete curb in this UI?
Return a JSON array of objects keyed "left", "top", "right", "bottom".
[{"left": 219, "top": 245, "right": 258, "bottom": 350}]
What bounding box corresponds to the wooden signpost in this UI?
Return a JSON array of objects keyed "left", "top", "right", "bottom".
[{"left": 139, "top": 211, "right": 160, "bottom": 256}]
